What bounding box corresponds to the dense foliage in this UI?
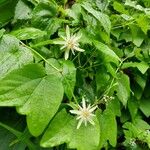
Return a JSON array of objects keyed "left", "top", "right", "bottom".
[{"left": 0, "top": 0, "right": 150, "bottom": 149}]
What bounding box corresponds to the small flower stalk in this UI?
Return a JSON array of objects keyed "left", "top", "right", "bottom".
[
  {"left": 70, "top": 97, "right": 97, "bottom": 129},
  {"left": 54, "top": 25, "right": 85, "bottom": 60}
]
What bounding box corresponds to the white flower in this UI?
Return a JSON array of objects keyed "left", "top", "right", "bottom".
[
  {"left": 70, "top": 98, "right": 97, "bottom": 129},
  {"left": 54, "top": 25, "right": 85, "bottom": 60}
]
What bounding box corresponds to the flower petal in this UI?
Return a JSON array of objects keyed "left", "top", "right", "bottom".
[
  {"left": 88, "top": 118, "right": 95, "bottom": 125},
  {"left": 64, "top": 49, "right": 70, "bottom": 60},
  {"left": 84, "top": 120, "right": 87, "bottom": 126},
  {"left": 76, "top": 115, "right": 82, "bottom": 120},
  {"left": 70, "top": 110, "right": 81, "bottom": 115},
  {"left": 60, "top": 45, "right": 67, "bottom": 50},
  {"left": 89, "top": 105, "right": 97, "bottom": 113},
  {"left": 74, "top": 34, "right": 82, "bottom": 41},
  {"left": 71, "top": 48, "right": 75, "bottom": 55},
  {"left": 77, "top": 118, "right": 83, "bottom": 129},
  {"left": 53, "top": 40, "right": 66, "bottom": 45},
  {"left": 82, "top": 97, "right": 86, "bottom": 109},
  {"left": 60, "top": 35, "right": 66, "bottom": 40},
  {"left": 66, "top": 25, "right": 70, "bottom": 39},
  {"left": 74, "top": 46, "right": 85, "bottom": 52}
]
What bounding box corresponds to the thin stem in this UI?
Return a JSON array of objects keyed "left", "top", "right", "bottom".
[
  {"left": 112, "top": 20, "right": 136, "bottom": 29},
  {"left": 20, "top": 41, "right": 61, "bottom": 72},
  {"left": 79, "top": 48, "right": 96, "bottom": 69},
  {"left": 96, "top": 57, "right": 129, "bottom": 104},
  {"left": 104, "top": 57, "right": 127, "bottom": 95}
]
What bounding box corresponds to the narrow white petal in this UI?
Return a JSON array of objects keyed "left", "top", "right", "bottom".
[
  {"left": 89, "top": 105, "right": 97, "bottom": 113},
  {"left": 60, "top": 35, "right": 66, "bottom": 40},
  {"left": 82, "top": 97, "right": 86, "bottom": 109},
  {"left": 64, "top": 49, "right": 70, "bottom": 60},
  {"left": 77, "top": 119, "right": 83, "bottom": 129},
  {"left": 76, "top": 116, "right": 82, "bottom": 120},
  {"left": 60, "top": 45, "right": 67, "bottom": 50},
  {"left": 53, "top": 41, "right": 66, "bottom": 45},
  {"left": 90, "top": 113, "right": 96, "bottom": 117},
  {"left": 87, "top": 104, "right": 91, "bottom": 109},
  {"left": 71, "top": 49, "right": 75, "bottom": 55},
  {"left": 66, "top": 25, "right": 70, "bottom": 39},
  {"left": 74, "top": 46, "right": 85, "bottom": 52},
  {"left": 70, "top": 110, "right": 81, "bottom": 115},
  {"left": 88, "top": 119, "right": 95, "bottom": 125},
  {"left": 84, "top": 120, "right": 87, "bottom": 126},
  {"left": 74, "top": 34, "right": 82, "bottom": 41},
  {"left": 78, "top": 104, "right": 82, "bottom": 110}
]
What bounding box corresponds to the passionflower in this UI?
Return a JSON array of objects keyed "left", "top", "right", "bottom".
[
  {"left": 70, "top": 98, "right": 97, "bottom": 129},
  {"left": 54, "top": 25, "right": 85, "bottom": 60}
]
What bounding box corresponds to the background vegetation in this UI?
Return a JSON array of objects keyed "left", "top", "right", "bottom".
[{"left": 0, "top": 0, "right": 150, "bottom": 149}]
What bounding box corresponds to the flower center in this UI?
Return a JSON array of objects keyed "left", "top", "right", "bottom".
[
  {"left": 82, "top": 110, "right": 90, "bottom": 118},
  {"left": 67, "top": 39, "right": 75, "bottom": 49}
]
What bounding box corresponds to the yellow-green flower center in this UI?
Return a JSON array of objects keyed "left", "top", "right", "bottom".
[{"left": 82, "top": 110, "right": 90, "bottom": 118}]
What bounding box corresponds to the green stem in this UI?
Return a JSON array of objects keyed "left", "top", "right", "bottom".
[
  {"left": 104, "top": 58, "right": 126, "bottom": 95},
  {"left": 95, "top": 57, "right": 129, "bottom": 105},
  {"left": 20, "top": 41, "right": 61, "bottom": 72}
]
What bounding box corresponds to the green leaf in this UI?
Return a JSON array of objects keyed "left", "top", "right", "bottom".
[
  {"left": 11, "top": 28, "right": 47, "bottom": 40},
  {"left": 81, "top": 2, "right": 111, "bottom": 34},
  {"left": 98, "top": 108, "right": 117, "bottom": 148},
  {"left": 0, "top": 29, "right": 5, "bottom": 38},
  {"left": 117, "top": 72, "right": 130, "bottom": 106},
  {"left": 94, "top": 40, "right": 120, "bottom": 64},
  {"left": 128, "top": 97, "right": 138, "bottom": 120},
  {"left": 31, "top": 0, "right": 58, "bottom": 29},
  {"left": 0, "top": 126, "right": 26, "bottom": 150},
  {"left": 136, "top": 15, "right": 149, "bottom": 34},
  {"left": 0, "top": 0, "right": 18, "bottom": 28},
  {"left": 46, "top": 18, "right": 63, "bottom": 36},
  {"left": 68, "top": 117, "right": 100, "bottom": 150},
  {"left": 96, "top": 66, "right": 110, "bottom": 92},
  {"left": 61, "top": 60, "right": 76, "bottom": 100},
  {"left": 46, "top": 59, "right": 76, "bottom": 100},
  {"left": 122, "top": 61, "right": 149, "bottom": 74},
  {"left": 140, "top": 98, "right": 150, "bottom": 117},
  {"left": 14, "top": 0, "right": 32, "bottom": 20},
  {"left": 113, "top": 1, "right": 128, "bottom": 14},
  {"left": 41, "top": 109, "right": 100, "bottom": 150},
  {"left": 0, "top": 64, "right": 64, "bottom": 136},
  {"left": 130, "top": 25, "right": 145, "bottom": 47},
  {"left": 0, "top": 35, "right": 33, "bottom": 79},
  {"left": 107, "top": 98, "right": 121, "bottom": 117},
  {"left": 40, "top": 109, "right": 74, "bottom": 147}
]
